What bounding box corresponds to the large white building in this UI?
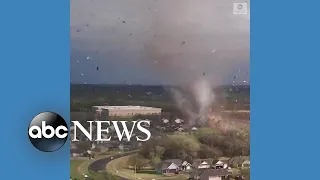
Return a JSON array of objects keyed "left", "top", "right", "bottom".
[{"left": 92, "top": 105, "right": 162, "bottom": 119}]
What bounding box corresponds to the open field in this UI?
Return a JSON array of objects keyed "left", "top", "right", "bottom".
[
  {"left": 106, "top": 154, "right": 188, "bottom": 180},
  {"left": 70, "top": 159, "right": 85, "bottom": 179}
]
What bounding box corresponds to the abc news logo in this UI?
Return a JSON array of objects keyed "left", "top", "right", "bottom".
[{"left": 28, "top": 112, "right": 151, "bottom": 152}]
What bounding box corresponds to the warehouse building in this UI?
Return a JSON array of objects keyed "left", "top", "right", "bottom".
[{"left": 92, "top": 105, "right": 162, "bottom": 119}]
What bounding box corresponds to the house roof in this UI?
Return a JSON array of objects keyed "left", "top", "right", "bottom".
[
  {"left": 155, "top": 162, "right": 179, "bottom": 170},
  {"left": 192, "top": 159, "right": 212, "bottom": 167},
  {"left": 228, "top": 156, "right": 250, "bottom": 165},
  {"left": 163, "top": 159, "right": 183, "bottom": 166},
  {"left": 155, "top": 159, "right": 193, "bottom": 170},
  {"left": 190, "top": 169, "right": 232, "bottom": 179},
  {"left": 212, "top": 160, "right": 228, "bottom": 165},
  {"left": 182, "top": 160, "right": 192, "bottom": 166}
]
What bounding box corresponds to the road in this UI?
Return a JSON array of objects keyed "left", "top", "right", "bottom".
[{"left": 88, "top": 151, "right": 137, "bottom": 180}]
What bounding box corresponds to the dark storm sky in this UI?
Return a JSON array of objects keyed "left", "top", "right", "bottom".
[{"left": 71, "top": 0, "right": 250, "bottom": 85}]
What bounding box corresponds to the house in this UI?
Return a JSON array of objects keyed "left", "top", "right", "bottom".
[
  {"left": 211, "top": 160, "right": 228, "bottom": 169},
  {"left": 192, "top": 159, "right": 212, "bottom": 169},
  {"left": 155, "top": 159, "right": 182, "bottom": 174},
  {"left": 181, "top": 160, "right": 193, "bottom": 171},
  {"left": 175, "top": 118, "right": 184, "bottom": 124},
  {"left": 189, "top": 169, "right": 232, "bottom": 180},
  {"left": 191, "top": 127, "right": 198, "bottom": 131},
  {"left": 162, "top": 118, "right": 169, "bottom": 124},
  {"left": 228, "top": 156, "right": 250, "bottom": 168},
  {"left": 155, "top": 159, "right": 192, "bottom": 174}
]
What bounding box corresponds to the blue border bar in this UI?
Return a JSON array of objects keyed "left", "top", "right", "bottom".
[
  {"left": 0, "top": 0, "right": 70, "bottom": 179},
  {"left": 251, "top": 0, "right": 320, "bottom": 179}
]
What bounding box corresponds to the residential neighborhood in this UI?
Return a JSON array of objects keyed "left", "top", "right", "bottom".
[
  {"left": 154, "top": 156, "right": 249, "bottom": 173},
  {"left": 151, "top": 156, "right": 250, "bottom": 180}
]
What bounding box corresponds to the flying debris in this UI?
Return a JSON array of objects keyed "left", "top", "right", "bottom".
[
  {"left": 181, "top": 41, "right": 186, "bottom": 45},
  {"left": 76, "top": 30, "right": 81, "bottom": 32},
  {"left": 212, "top": 49, "right": 216, "bottom": 53},
  {"left": 122, "top": 21, "right": 126, "bottom": 23},
  {"left": 87, "top": 56, "right": 90, "bottom": 60},
  {"left": 81, "top": 73, "right": 84, "bottom": 76},
  {"left": 203, "top": 72, "right": 206, "bottom": 76},
  {"left": 96, "top": 66, "right": 99, "bottom": 70},
  {"left": 243, "top": 80, "right": 247, "bottom": 83}
]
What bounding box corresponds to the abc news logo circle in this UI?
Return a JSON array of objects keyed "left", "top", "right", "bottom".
[{"left": 28, "top": 112, "right": 68, "bottom": 152}]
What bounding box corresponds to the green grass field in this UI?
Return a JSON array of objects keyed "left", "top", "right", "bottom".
[{"left": 70, "top": 159, "right": 86, "bottom": 179}]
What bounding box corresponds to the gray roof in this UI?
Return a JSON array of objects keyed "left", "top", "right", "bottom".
[
  {"left": 154, "top": 159, "right": 183, "bottom": 170},
  {"left": 212, "top": 159, "right": 229, "bottom": 165},
  {"left": 192, "top": 159, "right": 213, "bottom": 167},
  {"left": 190, "top": 169, "right": 232, "bottom": 179}
]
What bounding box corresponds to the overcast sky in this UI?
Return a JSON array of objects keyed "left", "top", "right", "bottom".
[{"left": 71, "top": 0, "right": 250, "bottom": 85}]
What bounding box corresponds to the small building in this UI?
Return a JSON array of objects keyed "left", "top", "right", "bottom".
[
  {"left": 189, "top": 169, "right": 232, "bottom": 180},
  {"left": 92, "top": 105, "right": 162, "bottom": 118},
  {"left": 175, "top": 118, "right": 183, "bottom": 124},
  {"left": 162, "top": 118, "right": 169, "bottom": 124},
  {"left": 155, "top": 160, "right": 180, "bottom": 174},
  {"left": 181, "top": 160, "right": 193, "bottom": 171},
  {"left": 211, "top": 160, "right": 228, "bottom": 169},
  {"left": 192, "top": 159, "right": 212, "bottom": 170},
  {"left": 155, "top": 159, "right": 192, "bottom": 174}
]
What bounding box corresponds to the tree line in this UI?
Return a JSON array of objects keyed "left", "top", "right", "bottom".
[{"left": 128, "top": 127, "right": 250, "bottom": 170}]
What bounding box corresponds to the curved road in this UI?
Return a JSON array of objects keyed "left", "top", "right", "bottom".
[{"left": 88, "top": 151, "right": 137, "bottom": 180}]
